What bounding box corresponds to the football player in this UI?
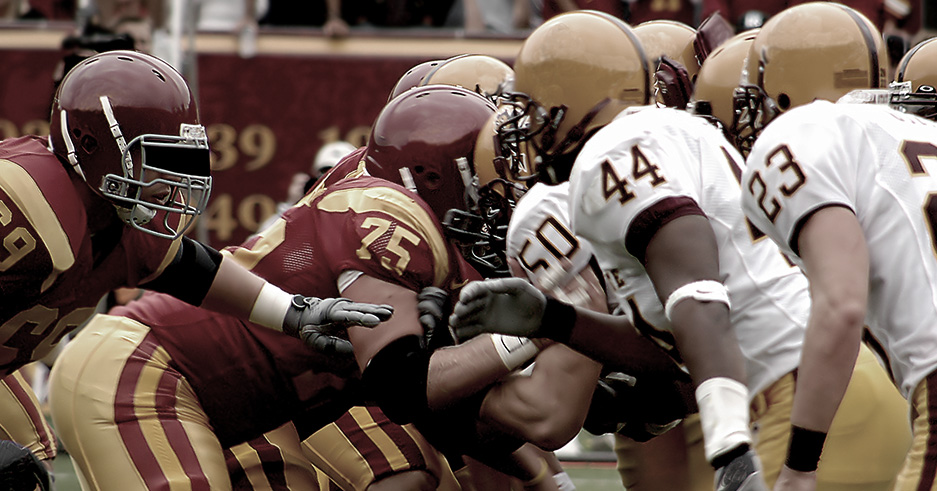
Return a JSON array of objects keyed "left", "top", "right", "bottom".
[
  {"left": 450, "top": 9, "right": 909, "bottom": 490},
  {"left": 473, "top": 108, "right": 705, "bottom": 490},
  {"left": 733, "top": 5, "right": 937, "bottom": 491},
  {"left": 46, "top": 123, "right": 454, "bottom": 491},
  {"left": 47, "top": 84, "right": 564, "bottom": 490},
  {"left": 0, "top": 50, "right": 388, "bottom": 480}
]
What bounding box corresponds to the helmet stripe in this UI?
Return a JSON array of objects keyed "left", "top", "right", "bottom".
[
  {"left": 836, "top": 4, "right": 882, "bottom": 88},
  {"left": 99, "top": 95, "right": 133, "bottom": 177},
  {"left": 587, "top": 11, "right": 653, "bottom": 105},
  {"left": 58, "top": 110, "right": 86, "bottom": 181},
  {"left": 896, "top": 38, "right": 934, "bottom": 83}
]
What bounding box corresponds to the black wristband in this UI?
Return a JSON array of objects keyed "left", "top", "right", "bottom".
[
  {"left": 540, "top": 296, "right": 577, "bottom": 344},
  {"left": 786, "top": 425, "right": 827, "bottom": 472},
  {"left": 710, "top": 443, "right": 749, "bottom": 469}
]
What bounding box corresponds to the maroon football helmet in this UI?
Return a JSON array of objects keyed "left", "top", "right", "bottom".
[
  {"left": 365, "top": 85, "right": 510, "bottom": 276},
  {"left": 49, "top": 50, "right": 211, "bottom": 240},
  {"left": 386, "top": 59, "right": 444, "bottom": 102}
]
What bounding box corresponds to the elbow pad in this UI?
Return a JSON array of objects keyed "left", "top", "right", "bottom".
[
  {"left": 361, "top": 335, "right": 431, "bottom": 424},
  {"left": 142, "top": 237, "right": 222, "bottom": 306}
]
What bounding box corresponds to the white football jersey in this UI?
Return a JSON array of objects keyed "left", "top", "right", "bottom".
[
  {"left": 742, "top": 100, "right": 937, "bottom": 398},
  {"left": 507, "top": 182, "right": 597, "bottom": 295},
  {"left": 568, "top": 106, "right": 808, "bottom": 398}
]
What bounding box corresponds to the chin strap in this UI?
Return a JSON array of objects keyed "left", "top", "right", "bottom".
[{"left": 115, "top": 203, "right": 157, "bottom": 227}]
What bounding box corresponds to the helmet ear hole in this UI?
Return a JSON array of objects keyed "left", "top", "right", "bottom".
[
  {"left": 79, "top": 134, "right": 98, "bottom": 154},
  {"left": 425, "top": 172, "right": 442, "bottom": 189},
  {"left": 777, "top": 93, "right": 791, "bottom": 110}
]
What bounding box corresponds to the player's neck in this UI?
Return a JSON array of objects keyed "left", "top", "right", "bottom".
[{"left": 70, "top": 171, "right": 122, "bottom": 234}]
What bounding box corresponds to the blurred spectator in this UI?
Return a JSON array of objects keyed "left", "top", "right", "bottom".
[
  {"left": 623, "top": 0, "right": 697, "bottom": 25},
  {"left": 196, "top": 0, "right": 267, "bottom": 31},
  {"left": 702, "top": 1, "right": 918, "bottom": 38},
  {"left": 91, "top": 0, "right": 162, "bottom": 30},
  {"left": 343, "top": 0, "right": 454, "bottom": 28},
  {"left": 0, "top": 0, "right": 46, "bottom": 20},
  {"left": 253, "top": 140, "right": 357, "bottom": 236},
  {"left": 112, "top": 14, "right": 152, "bottom": 52},
  {"left": 701, "top": 0, "right": 787, "bottom": 28},
  {"left": 29, "top": 0, "right": 74, "bottom": 19},
  {"left": 540, "top": 0, "right": 625, "bottom": 22},
  {"left": 310, "top": 140, "right": 356, "bottom": 186},
  {"left": 260, "top": 0, "right": 350, "bottom": 37},
  {"left": 446, "top": 0, "right": 536, "bottom": 33}
]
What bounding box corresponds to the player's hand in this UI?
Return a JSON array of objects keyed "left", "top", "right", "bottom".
[
  {"left": 772, "top": 465, "right": 817, "bottom": 491},
  {"left": 284, "top": 296, "right": 393, "bottom": 355},
  {"left": 583, "top": 371, "right": 686, "bottom": 441},
  {"left": 417, "top": 286, "right": 453, "bottom": 349},
  {"left": 0, "top": 440, "right": 53, "bottom": 491},
  {"left": 448, "top": 278, "right": 546, "bottom": 341},
  {"left": 714, "top": 446, "right": 768, "bottom": 491}
]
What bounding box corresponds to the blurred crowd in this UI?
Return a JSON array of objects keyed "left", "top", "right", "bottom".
[{"left": 2, "top": 0, "right": 929, "bottom": 41}]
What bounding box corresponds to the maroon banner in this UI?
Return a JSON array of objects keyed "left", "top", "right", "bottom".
[
  {"left": 196, "top": 53, "right": 420, "bottom": 247},
  {"left": 0, "top": 27, "right": 521, "bottom": 248}
]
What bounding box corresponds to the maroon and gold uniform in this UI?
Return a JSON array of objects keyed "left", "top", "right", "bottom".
[
  {"left": 49, "top": 173, "right": 477, "bottom": 489},
  {"left": 0, "top": 135, "right": 179, "bottom": 462}
]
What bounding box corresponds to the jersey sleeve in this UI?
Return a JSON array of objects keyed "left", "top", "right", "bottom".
[
  {"left": 568, "top": 117, "right": 703, "bottom": 258},
  {"left": 507, "top": 183, "right": 595, "bottom": 288},
  {"left": 315, "top": 183, "right": 456, "bottom": 292},
  {"left": 741, "top": 104, "right": 858, "bottom": 257},
  {"left": 0, "top": 159, "right": 79, "bottom": 301}
]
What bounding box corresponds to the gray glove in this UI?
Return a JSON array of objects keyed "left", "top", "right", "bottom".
[
  {"left": 284, "top": 296, "right": 393, "bottom": 356},
  {"left": 714, "top": 447, "right": 768, "bottom": 491},
  {"left": 448, "top": 278, "right": 547, "bottom": 340},
  {"left": 417, "top": 286, "right": 453, "bottom": 349}
]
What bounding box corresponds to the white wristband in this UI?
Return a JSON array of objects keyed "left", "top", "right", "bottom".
[
  {"left": 553, "top": 471, "right": 576, "bottom": 491},
  {"left": 490, "top": 334, "right": 540, "bottom": 371},
  {"left": 249, "top": 282, "right": 293, "bottom": 331},
  {"left": 663, "top": 280, "right": 730, "bottom": 322},
  {"left": 695, "top": 377, "right": 752, "bottom": 463}
]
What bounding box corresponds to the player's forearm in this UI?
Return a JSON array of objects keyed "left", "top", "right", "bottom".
[
  {"left": 789, "top": 297, "right": 864, "bottom": 433},
  {"left": 426, "top": 334, "right": 532, "bottom": 410},
  {"left": 479, "top": 344, "right": 601, "bottom": 449},
  {"left": 668, "top": 301, "right": 746, "bottom": 386},
  {"left": 201, "top": 255, "right": 267, "bottom": 322}
]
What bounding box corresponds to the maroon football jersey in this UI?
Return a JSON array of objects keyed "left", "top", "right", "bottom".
[
  {"left": 116, "top": 174, "right": 480, "bottom": 446},
  {"left": 0, "top": 136, "right": 176, "bottom": 375}
]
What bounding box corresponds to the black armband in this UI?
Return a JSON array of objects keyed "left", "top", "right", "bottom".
[
  {"left": 361, "top": 335, "right": 431, "bottom": 424},
  {"left": 540, "top": 296, "right": 577, "bottom": 344},
  {"left": 142, "top": 237, "right": 223, "bottom": 306},
  {"left": 786, "top": 425, "right": 827, "bottom": 472}
]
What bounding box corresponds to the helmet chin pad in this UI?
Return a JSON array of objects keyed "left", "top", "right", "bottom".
[{"left": 115, "top": 202, "right": 157, "bottom": 226}]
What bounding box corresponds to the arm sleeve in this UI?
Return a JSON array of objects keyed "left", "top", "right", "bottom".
[{"left": 141, "top": 236, "right": 223, "bottom": 306}]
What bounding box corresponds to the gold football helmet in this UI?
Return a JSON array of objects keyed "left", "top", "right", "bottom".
[
  {"left": 420, "top": 54, "right": 515, "bottom": 101},
  {"left": 634, "top": 20, "right": 699, "bottom": 108},
  {"left": 732, "top": 2, "right": 887, "bottom": 153},
  {"left": 690, "top": 30, "right": 759, "bottom": 135},
  {"left": 475, "top": 108, "right": 535, "bottom": 202},
  {"left": 633, "top": 20, "right": 699, "bottom": 80},
  {"left": 503, "top": 10, "right": 652, "bottom": 184},
  {"left": 892, "top": 37, "right": 937, "bottom": 119}
]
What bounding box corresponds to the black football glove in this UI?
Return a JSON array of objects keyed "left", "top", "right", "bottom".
[
  {"left": 0, "top": 440, "right": 52, "bottom": 491},
  {"left": 714, "top": 445, "right": 767, "bottom": 491},
  {"left": 583, "top": 370, "right": 696, "bottom": 442}
]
